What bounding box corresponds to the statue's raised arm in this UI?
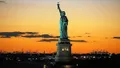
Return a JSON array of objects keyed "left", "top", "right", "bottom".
[
  {"left": 57, "top": 2, "right": 68, "bottom": 39},
  {"left": 57, "top": 2, "right": 62, "bottom": 13}
]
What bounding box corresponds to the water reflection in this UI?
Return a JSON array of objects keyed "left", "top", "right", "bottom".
[
  {"left": 43, "top": 64, "right": 75, "bottom": 68},
  {"left": 62, "top": 65, "right": 75, "bottom": 68},
  {"left": 63, "top": 65, "right": 73, "bottom": 68}
]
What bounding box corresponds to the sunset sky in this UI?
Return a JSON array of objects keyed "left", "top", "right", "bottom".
[{"left": 0, "top": 0, "right": 120, "bottom": 54}]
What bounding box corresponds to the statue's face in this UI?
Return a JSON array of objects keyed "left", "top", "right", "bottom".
[{"left": 61, "top": 11, "right": 66, "bottom": 16}]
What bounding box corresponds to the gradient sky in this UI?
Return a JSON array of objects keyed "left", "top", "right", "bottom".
[{"left": 0, "top": 0, "right": 120, "bottom": 53}]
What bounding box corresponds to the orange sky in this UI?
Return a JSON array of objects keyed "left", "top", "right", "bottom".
[{"left": 0, "top": 0, "right": 120, "bottom": 53}]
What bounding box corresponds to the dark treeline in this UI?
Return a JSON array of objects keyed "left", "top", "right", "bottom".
[
  {"left": 0, "top": 51, "right": 120, "bottom": 62},
  {"left": 0, "top": 51, "right": 120, "bottom": 68}
]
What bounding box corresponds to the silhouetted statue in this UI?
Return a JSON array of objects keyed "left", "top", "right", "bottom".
[{"left": 57, "top": 2, "right": 68, "bottom": 39}]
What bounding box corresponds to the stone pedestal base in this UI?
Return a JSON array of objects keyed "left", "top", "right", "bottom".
[{"left": 55, "top": 39, "right": 72, "bottom": 62}]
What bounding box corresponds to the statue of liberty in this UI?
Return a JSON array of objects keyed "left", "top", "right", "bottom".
[
  {"left": 55, "top": 2, "right": 72, "bottom": 63},
  {"left": 57, "top": 2, "right": 68, "bottom": 39}
]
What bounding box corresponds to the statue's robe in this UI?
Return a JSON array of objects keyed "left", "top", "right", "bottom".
[{"left": 60, "top": 15, "right": 68, "bottom": 39}]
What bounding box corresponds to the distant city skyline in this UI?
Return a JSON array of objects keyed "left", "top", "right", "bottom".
[{"left": 0, "top": 0, "right": 120, "bottom": 53}]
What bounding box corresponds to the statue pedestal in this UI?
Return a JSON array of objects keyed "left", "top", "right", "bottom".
[{"left": 55, "top": 39, "right": 72, "bottom": 62}]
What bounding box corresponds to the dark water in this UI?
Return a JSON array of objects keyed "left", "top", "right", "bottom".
[
  {"left": 1, "top": 61, "right": 75, "bottom": 68},
  {"left": 1, "top": 60, "right": 119, "bottom": 68}
]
